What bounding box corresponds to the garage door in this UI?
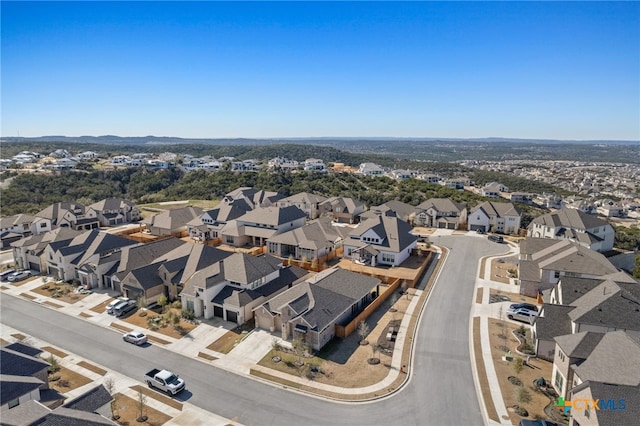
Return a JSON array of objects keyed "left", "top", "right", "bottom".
[
  {"left": 470, "top": 224, "right": 485, "bottom": 232},
  {"left": 226, "top": 310, "right": 238, "bottom": 323},
  {"left": 29, "top": 262, "right": 40, "bottom": 272},
  {"left": 447, "top": 222, "right": 456, "bottom": 230},
  {"left": 214, "top": 306, "right": 223, "bottom": 318}
]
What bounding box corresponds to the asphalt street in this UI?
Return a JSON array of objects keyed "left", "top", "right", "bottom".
[{"left": 0, "top": 233, "right": 506, "bottom": 426}]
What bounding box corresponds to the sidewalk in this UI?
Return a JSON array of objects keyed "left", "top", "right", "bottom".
[{"left": 471, "top": 243, "right": 521, "bottom": 426}]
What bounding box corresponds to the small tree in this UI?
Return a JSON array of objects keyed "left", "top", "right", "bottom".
[
  {"left": 370, "top": 343, "right": 379, "bottom": 361},
  {"left": 136, "top": 296, "right": 147, "bottom": 310},
  {"left": 271, "top": 338, "right": 283, "bottom": 359},
  {"left": 513, "top": 357, "right": 524, "bottom": 377},
  {"left": 401, "top": 280, "right": 409, "bottom": 299},
  {"left": 136, "top": 390, "right": 147, "bottom": 422},
  {"left": 103, "top": 376, "right": 118, "bottom": 420},
  {"left": 357, "top": 321, "right": 370, "bottom": 344},
  {"left": 47, "top": 356, "right": 60, "bottom": 374},
  {"left": 518, "top": 387, "right": 532, "bottom": 404},
  {"left": 292, "top": 338, "right": 308, "bottom": 365},
  {"left": 157, "top": 294, "right": 168, "bottom": 313}
]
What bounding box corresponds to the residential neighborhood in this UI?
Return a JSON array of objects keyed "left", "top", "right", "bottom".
[{"left": 2, "top": 178, "right": 639, "bottom": 426}]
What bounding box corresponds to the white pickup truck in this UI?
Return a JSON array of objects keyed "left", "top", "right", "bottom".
[{"left": 144, "top": 368, "right": 185, "bottom": 396}]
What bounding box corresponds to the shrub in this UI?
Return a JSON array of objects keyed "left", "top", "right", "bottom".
[
  {"left": 171, "top": 300, "right": 182, "bottom": 309},
  {"left": 181, "top": 309, "right": 195, "bottom": 321},
  {"left": 139, "top": 311, "right": 147, "bottom": 317}
]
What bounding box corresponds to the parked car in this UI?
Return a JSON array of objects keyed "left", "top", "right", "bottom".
[
  {"left": 488, "top": 235, "right": 504, "bottom": 243},
  {"left": 519, "top": 420, "right": 559, "bottom": 426},
  {"left": 106, "top": 297, "right": 130, "bottom": 313},
  {"left": 509, "top": 303, "right": 538, "bottom": 313},
  {"left": 0, "top": 269, "right": 16, "bottom": 281},
  {"left": 113, "top": 300, "right": 137, "bottom": 317},
  {"left": 108, "top": 299, "right": 131, "bottom": 315},
  {"left": 506, "top": 307, "right": 539, "bottom": 324},
  {"left": 476, "top": 228, "right": 486, "bottom": 234},
  {"left": 123, "top": 330, "right": 147, "bottom": 345},
  {"left": 7, "top": 270, "right": 32, "bottom": 282}
]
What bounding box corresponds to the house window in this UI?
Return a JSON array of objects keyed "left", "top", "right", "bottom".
[
  {"left": 8, "top": 398, "right": 19, "bottom": 409},
  {"left": 554, "top": 271, "right": 560, "bottom": 279},
  {"left": 585, "top": 406, "right": 590, "bottom": 419},
  {"left": 554, "top": 370, "right": 564, "bottom": 390},
  {"left": 40, "top": 222, "right": 46, "bottom": 228},
  {"left": 186, "top": 300, "right": 194, "bottom": 312}
]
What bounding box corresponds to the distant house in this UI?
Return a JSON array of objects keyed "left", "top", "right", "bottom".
[
  {"left": 143, "top": 206, "right": 203, "bottom": 236},
  {"left": 358, "top": 163, "right": 384, "bottom": 176},
  {"left": 415, "top": 198, "right": 467, "bottom": 229},
  {"left": 480, "top": 182, "right": 508, "bottom": 198},
  {"left": 303, "top": 158, "right": 327, "bottom": 172},
  {"left": 222, "top": 187, "right": 282, "bottom": 209},
  {"left": 0, "top": 214, "right": 36, "bottom": 249},
  {"left": 254, "top": 267, "right": 381, "bottom": 350},
  {"left": 343, "top": 210, "right": 418, "bottom": 267},
  {"left": 89, "top": 198, "right": 140, "bottom": 227},
  {"left": 508, "top": 192, "right": 533, "bottom": 204},
  {"left": 518, "top": 238, "right": 619, "bottom": 298},
  {"left": 318, "top": 196, "right": 367, "bottom": 224},
  {"left": 275, "top": 192, "right": 327, "bottom": 220},
  {"left": 527, "top": 209, "right": 614, "bottom": 252},
  {"left": 35, "top": 202, "right": 100, "bottom": 233},
  {"left": 187, "top": 202, "right": 251, "bottom": 243},
  {"left": 268, "top": 157, "right": 299, "bottom": 171},
  {"left": 180, "top": 253, "right": 309, "bottom": 324},
  {"left": 467, "top": 201, "right": 520, "bottom": 234}
]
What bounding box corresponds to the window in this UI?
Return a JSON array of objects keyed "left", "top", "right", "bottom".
[
  {"left": 8, "top": 398, "right": 19, "bottom": 409},
  {"left": 554, "top": 271, "right": 560, "bottom": 279},
  {"left": 554, "top": 370, "right": 564, "bottom": 390},
  {"left": 40, "top": 222, "right": 47, "bottom": 228}
]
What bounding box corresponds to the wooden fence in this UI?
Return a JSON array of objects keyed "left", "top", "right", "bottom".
[{"left": 335, "top": 277, "right": 401, "bottom": 338}]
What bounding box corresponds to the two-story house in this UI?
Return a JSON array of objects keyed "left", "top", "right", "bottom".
[
  {"left": 89, "top": 198, "right": 140, "bottom": 227},
  {"left": 275, "top": 192, "right": 327, "bottom": 220},
  {"left": 318, "top": 196, "right": 367, "bottom": 224},
  {"left": 467, "top": 201, "right": 520, "bottom": 234},
  {"left": 0, "top": 214, "right": 37, "bottom": 249},
  {"left": 187, "top": 201, "right": 251, "bottom": 243},
  {"left": 11, "top": 227, "right": 82, "bottom": 272},
  {"left": 527, "top": 209, "right": 615, "bottom": 253},
  {"left": 480, "top": 182, "right": 508, "bottom": 198},
  {"left": 415, "top": 198, "right": 467, "bottom": 229},
  {"left": 35, "top": 202, "right": 100, "bottom": 232},
  {"left": 361, "top": 200, "right": 417, "bottom": 224}
]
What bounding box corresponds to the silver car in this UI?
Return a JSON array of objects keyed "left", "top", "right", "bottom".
[
  {"left": 7, "top": 270, "right": 32, "bottom": 282},
  {"left": 506, "top": 307, "right": 539, "bottom": 324},
  {"left": 123, "top": 330, "right": 147, "bottom": 345}
]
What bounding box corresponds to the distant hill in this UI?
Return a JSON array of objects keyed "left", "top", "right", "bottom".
[{"left": 1, "top": 135, "right": 638, "bottom": 145}]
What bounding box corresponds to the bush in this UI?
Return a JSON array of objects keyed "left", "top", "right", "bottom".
[
  {"left": 138, "top": 311, "right": 147, "bottom": 317},
  {"left": 171, "top": 300, "right": 182, "bottom": 309},
  {"left": 181, "top": 309, "right": 195, "bottom": 321}
]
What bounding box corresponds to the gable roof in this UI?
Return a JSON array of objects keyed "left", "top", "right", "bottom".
[
  {"left": 533, "top": 304, "right": 574, "bottom": 341},
  {"left": 362, "top": 200, "right": 417, "bottom": 223},
  {"left": 417, "top": 198, "right": 466, "bottom": 213},
  {"left": 89, "top": 198, "right": 135, "bottom": 212},
  {"left": 3, "top": 342, "right": 43, "bottom": 358},
  {"left": 0, "top": 374, "right": 44, "bottom": 406},
  {"left": 470, "top": 201, "right": 519, "bottom": 218},
  {"left": 223, "top": 253, "right": 281, "bottom": 285},
  {"left": 530, "top": 208, "right": 610, "bottom": 231},
  {"left": 567, "top": 280, "right": 640, "bottom": 331},
  {"left": 143, "top": 206, "right": 203, "bottom": 230},
  {"left": 237, "top": 205, "right": 306, "bottom": 226},
  {"left": 348, "top": 213, "right": 417, "bottom": 252},
  {"left": 573, "top": 381, "right": 640, "bottom": 426},
  {"left": 319, "top": 197, "right": 366, "bottom": 216},
  {"left": 573, "top": 331, "right": 640, "bottom": 386},
  {"left": 35, "top": 202, "right": 91, "bottom": 224},
  {"left": 266, "top": 217, "right": 350, "bottom": 250},
  {"left": 554, "top": 331, "right": 606, "bottom": 359},
  {"left": 62, "top": 384, "right": 112, "bottom": 413},
  {"left": 0, "top": 214, "right": 36, "bottom": 230},
  {"left": 278, "top": 192, "right": 327, "bottom": 205},
  {"left": 115, "top": 238, "right": 186, "bottom": 276},
  {"left": 0, "top": 346, "right": 49, "bottom": 377}
]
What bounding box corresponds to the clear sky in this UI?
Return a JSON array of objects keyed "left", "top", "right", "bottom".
[{"left": 2, "top": 1, "right": 639, "bottom": 140}]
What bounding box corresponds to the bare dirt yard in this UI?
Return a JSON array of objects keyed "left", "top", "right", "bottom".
[
  {"left": 111, "top": 392, "right": 172, "bottom": 426},
  {"left": 31, "top": 282, "right": 90, "bottom": 304},
  {"left": 120, "top": 307, "right": 197, "bottom": 340},
  {"left": 488, "top": 319, "right": 566, "bottom": 425},
  {"left": 257, "top": 289, "right": 413, "bottom": 389}
]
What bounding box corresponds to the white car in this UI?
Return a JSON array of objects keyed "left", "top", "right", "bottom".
[
  {"left": 123, "top": 330, "right": 147, "bottom": 345},
  {"left": 106, "top": 297, "right": 129, "bottom": 314},
  {"left": 7, "top": 270, "right": 32, "bottom": 282},
  {"left": 506, "top": 307, "right": 539, "bottom": 324}
]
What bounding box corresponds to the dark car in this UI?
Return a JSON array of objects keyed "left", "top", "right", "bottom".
[
  {"left": 488, "top": 235, "right": 504, "bottom": 243},
  {"left": 509, "top": 303, "right": 538, "bottom": 313},
  {"left": 519, "top": 420, "right": 559, "bottom": 426}
]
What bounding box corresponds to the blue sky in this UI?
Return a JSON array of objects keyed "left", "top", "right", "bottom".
[{"left": 2, "top": 1, "right": 639, "bottom": 140}]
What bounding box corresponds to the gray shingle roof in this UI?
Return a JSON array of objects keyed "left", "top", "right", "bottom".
[
  {"left": 530, "top": 208, "right": 609, "bottom": 231},
  {"left": 223, "top": 253, "right": 281, "bottom": 285},
  {"left": 63, "top": 384, "right": 112, "bottom": 413},
  {"left": 534, "top": 304, "right": 573, "bottom": 341},
  {"left": 3, "top": 342, "right": 43, "bottom": 358},
  {"left": 33, "top": 407, "right": 116, "bottom": 425},
  {"left": 417, "top": 198, "right": 466, "bottom": 213},
  {"left": 576, "top": 381, "right": 640, "bottom": 426},
  {"left": 362, "top": 200, "right": 418, "bottom": 223},
  {"left": 0, "top": 374, "right": 44, "bottom": 406},
  {"left": 144, "top": 206, "right": 203, "bottom": 231},
  {"left": 556, "top": 276, "right": 607, "bottom": 305},
  {"left": 88, "top": 198, "right": 135, "bottom": 212},
  {"left": 266, "top": 217, "right": 349, "bottom": 250},
  {"left": 237, "top": 205, "right": 306, "bottom": 226},
  {"left": 348, "top": 213, "right": 417, "bottom": 252},
  {"left": 567, "top": 281, "right": 640, "bottom": 331},
  {"left": 554, "top": 331, "right": 605, "bottom": 359},
  {"left": 0, "top": 347, "right": 49, "bottom": 377},
  {"left": 471, "top": 201, "right": 519, "bottom": 218},
  {"left": 573, "top": 331, "right": 640, "bottom": 386}
]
